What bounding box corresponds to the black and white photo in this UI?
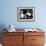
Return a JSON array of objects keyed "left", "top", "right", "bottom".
[{"left": 17, "top": 7, "right": 35, "bottom": 22}]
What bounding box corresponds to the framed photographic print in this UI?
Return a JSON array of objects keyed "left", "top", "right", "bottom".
[{"left": 17, "top": 7, "right": 35, "bottom": 22}]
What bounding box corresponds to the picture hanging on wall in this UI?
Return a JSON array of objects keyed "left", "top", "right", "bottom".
[{"left": 17, "top": 7, "right": 35, "bottom": 22}]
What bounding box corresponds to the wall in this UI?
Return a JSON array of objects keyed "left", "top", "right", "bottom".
[
  {"left": 0, "top": 0, "right": 46, "bottom": 28},
  {"left": 0, "top": 0, "right": 46, "bottom": 43},
  {"left": 0, "top": 0, "right": 46, "bottom": 29}
]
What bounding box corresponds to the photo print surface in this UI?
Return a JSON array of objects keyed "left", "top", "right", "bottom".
[{"left": 17, "top": 7, "right": 35, "bottom": 22}]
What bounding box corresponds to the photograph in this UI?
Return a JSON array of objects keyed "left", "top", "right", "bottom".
[{"left": 17, "top": 7, "right": 35, "bottom": 22}]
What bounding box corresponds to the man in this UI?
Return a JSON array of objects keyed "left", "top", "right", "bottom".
[
  {"left": 20, "top": 11, "right": 25, "bottom": 19},
  {"left": 25, "top": 10, "right": 31, "bottom": 19}
]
